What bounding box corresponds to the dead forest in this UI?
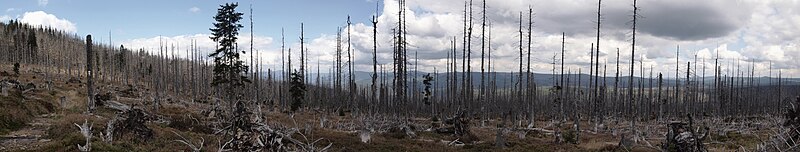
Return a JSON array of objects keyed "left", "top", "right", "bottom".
[{"left": 1, "top": 0, "right": 800, "bottom": 151}]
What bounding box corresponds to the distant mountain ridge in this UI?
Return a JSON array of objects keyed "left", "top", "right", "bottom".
[{"left": 260, "top": 70, "right": 800, "bottom": 89}]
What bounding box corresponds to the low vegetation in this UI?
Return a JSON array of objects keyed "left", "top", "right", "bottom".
[{"left": 0, "top": 0, "right": 797, "bottom": 151}]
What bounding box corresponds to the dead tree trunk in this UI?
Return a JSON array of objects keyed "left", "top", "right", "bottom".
[
  {"left": 560, "top": 32, "right": 566, "bottom": 124},
  {"left": 300, "top": 23, "right": 306, "bottom": 87},
  {"left": 371, "top": 9, "right": 379, "bottom": 110},
  {"left": 629, "top": 0, "right": 638, "bottom": 141},
  {"left": 284, "top": 29, "right": 290, "bottom": 111},
  {"left": 589, "top": 43, "right": 594, "bottom": 121},
  {"left": 675, "top": 45, "right": 681, "bottom": 115},
  {"left": 594, "top": 0, "right": 603, "bottom": 128},
  {"left": 526, "top": 6, "right": 535, "bottom": 127},
  {"left": 466, "top": 0, "right": 474, "bottom": 110},
  {"left": 614, "top": 48, "right": 619, "bottom": 119},
  {"left": 86, "top": 35, "right": 95, "bottom": 113},
  {"left": 517, "top": 12, "right": 524, "bottom": 123},
  {"left": 480, "top": 0, "right": 487, "bottom": 126}
]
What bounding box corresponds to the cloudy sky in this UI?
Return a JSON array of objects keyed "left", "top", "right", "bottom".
[{"left": 1, "top": 0, "right": 799, "bottom": 78}]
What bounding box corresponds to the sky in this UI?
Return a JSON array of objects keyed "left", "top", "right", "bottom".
[{"left": 1, "top": 0, "right": 799, "bottom": 78}]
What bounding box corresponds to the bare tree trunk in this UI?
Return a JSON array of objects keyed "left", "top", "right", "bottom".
[
  {"left": 560, "top": 33, "right": 566, "bottom": 87},
  {"left": 629, "top": 0, "right": 638, "bottom": 142},
  {"left": 560, "top": 32, "right": 565, "bottom": 125},
  {"left": 517, "top": 12, "right": 524, "bottom": 123},
  {"left": 614, "top": 48, "right": 619, "bottom": 120},
  {"left": 526, "top": 6, "right": 535, "bottom": 127},
  {"left": 300, "top": 23, "right": 306, "bottom": 86},
  {"left": 658, "top": 73, "right": 663, "bottom": 120},
  {"left": 395, "top": 0, "right": 408, "bottom": 111},
  {"left": 480, "top": 0, "right": 487, "bottom": 126},
  {"left": 250, "top": 5, "right": 255, "bottom": 104},
  {"left": 460, "top": 4, "right": 467, "bottom": 108},
  {"left": 714, "top": 48, "right": 720, "bottom": 116},
  {"left": 86, "top": 35, "right": 95, "bottom": 113},
  {"left": 686, "top": 61, "right": 690, "bottom": 115},
  {"left": 594, "top": 0, "right": 603, "bottom": 128},
  {"left": 589, "top": 43, "right": 594, "bottom": 121},
  {"left": 371, "top": 9, "right": 379, "bottom": 112},
  {"left": 284, "top": 29, "right": 289, "bottom": 111},
  {"left": 574, "top": 68, "right": 581, "bottom": 144},
  {"left": 347, "top": 16, "right": 356, "bottom": 111},
  {"left": 466, "top": 0, "right": 474, "bottom": 110},
  {"left": 675, "top": 45, "right": 681, "bottom": 115}
]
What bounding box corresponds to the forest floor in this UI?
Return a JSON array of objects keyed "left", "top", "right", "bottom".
[{"left": 0, "top": 64, "right": 778, "bottom": 151}]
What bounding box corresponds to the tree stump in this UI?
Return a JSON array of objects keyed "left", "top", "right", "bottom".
[{"left": 495, "top": 126, "right": 506, "bottom": 148}]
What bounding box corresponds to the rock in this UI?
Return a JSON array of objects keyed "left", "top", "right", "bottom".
[{"left": 359, "top": 129, "right": 371, "bottom": 143}]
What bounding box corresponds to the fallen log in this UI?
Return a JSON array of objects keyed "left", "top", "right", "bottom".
[{"left": 103, "top": 100, "right": 131, "bottom": 111}]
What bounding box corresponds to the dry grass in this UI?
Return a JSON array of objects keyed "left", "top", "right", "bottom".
[
  {"left": 0, "top": 66, "right": 58, "bottom": 135},
  {"left": 0, "top": 63, "right": 782, "bottom": 151}
]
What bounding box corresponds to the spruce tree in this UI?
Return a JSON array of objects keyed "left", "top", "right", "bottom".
[
  {"left": 208, "top": 2, "right": 250, "bottom": 112},
  {"left": 290, "top": 70, "right": 306, "bottom": 112}
]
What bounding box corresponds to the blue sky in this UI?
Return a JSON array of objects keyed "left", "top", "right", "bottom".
[
  {"left": 2, "top": 0, "right": 380, "bottom": 42},
  {"left": 1, "top": 0, "right": 799, "bottom": 77}
]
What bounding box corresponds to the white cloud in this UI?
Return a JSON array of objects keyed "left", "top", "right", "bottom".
[
  {"left": 38, "top": 0, "right": 48, "bottom": 6},
  {"left": 189, "top": 7, "right": 200, "bottom": 13},
  {"left": 118, "top": 0, "right": 800, "bottom": 77},
  {"left": 19, "top": 11, "right": 77, "bottom": 33},
  {"left": 0, "top": 15, "right": 10, "bottom": 22},
  {"left": 5, "top": 8, "right": 15, "bottom": 12},
  {"left": 120, "top": 33, "right": 277, "bottom": 68},
  {"left": 302, "top": 0, "right": 796, "bottom": 77}
]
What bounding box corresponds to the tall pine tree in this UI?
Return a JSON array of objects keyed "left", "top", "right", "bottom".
[{"left": 209, "top": 2, "right": 250, "bottom": 112}]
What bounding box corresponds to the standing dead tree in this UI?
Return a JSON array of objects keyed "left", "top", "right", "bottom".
[
  {"left": 675, "top": 45, "right": 680, "bottom": 116},
  {"left": 560, "top": 32, "right": 566, "bottom": 122},
  {"left": 480, "top": 0, "right": 487, "bottom": 125},
  {"left": 282, "top": 29, "right": 288, "bottom": 110},
  {"left": 300, "top": 23, "right": 306, "bottom": 91},
  {"left": 466, "top": 0, "right": 474, "bottom": 109},
  {"left": 594, "top": 0, "right": 603, "bottom": 131},
  {"left": 371, "top": 4, "right": 379, "bottom": 112},
  {"left": 526, "top": 6, "right": 536, "bottom": 128},
  {"left": 628, "top": 0, "right": 639, "bottom": 142},
  {"left": 249, "top": 4, "right": 255, "bottom": 103},
  {"left": 394, "top": 0, "right": 408, "bottom": 110},
  {"left": 86, "top": 35, "right": 96, "bottom": 113},
  {"left": 517, "top": 12, "right": 524, "bottom": 124},
  {"left": 658, "top": 73, "right": 663, "bottom": 120},
  {"left": 335, "top": 27, "right": 343, "bottom": 110},
  {"left": 346, "top": 16, "right": 356, "bottom": 111}
]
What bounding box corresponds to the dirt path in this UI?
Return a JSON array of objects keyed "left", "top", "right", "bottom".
[{"left": 0, "top": 113, "right": 57, "bottom": 151}]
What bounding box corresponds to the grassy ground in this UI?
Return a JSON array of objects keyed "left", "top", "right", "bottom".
[{"left": 0, "top": 64, "right": 778, "bottom": 151}]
